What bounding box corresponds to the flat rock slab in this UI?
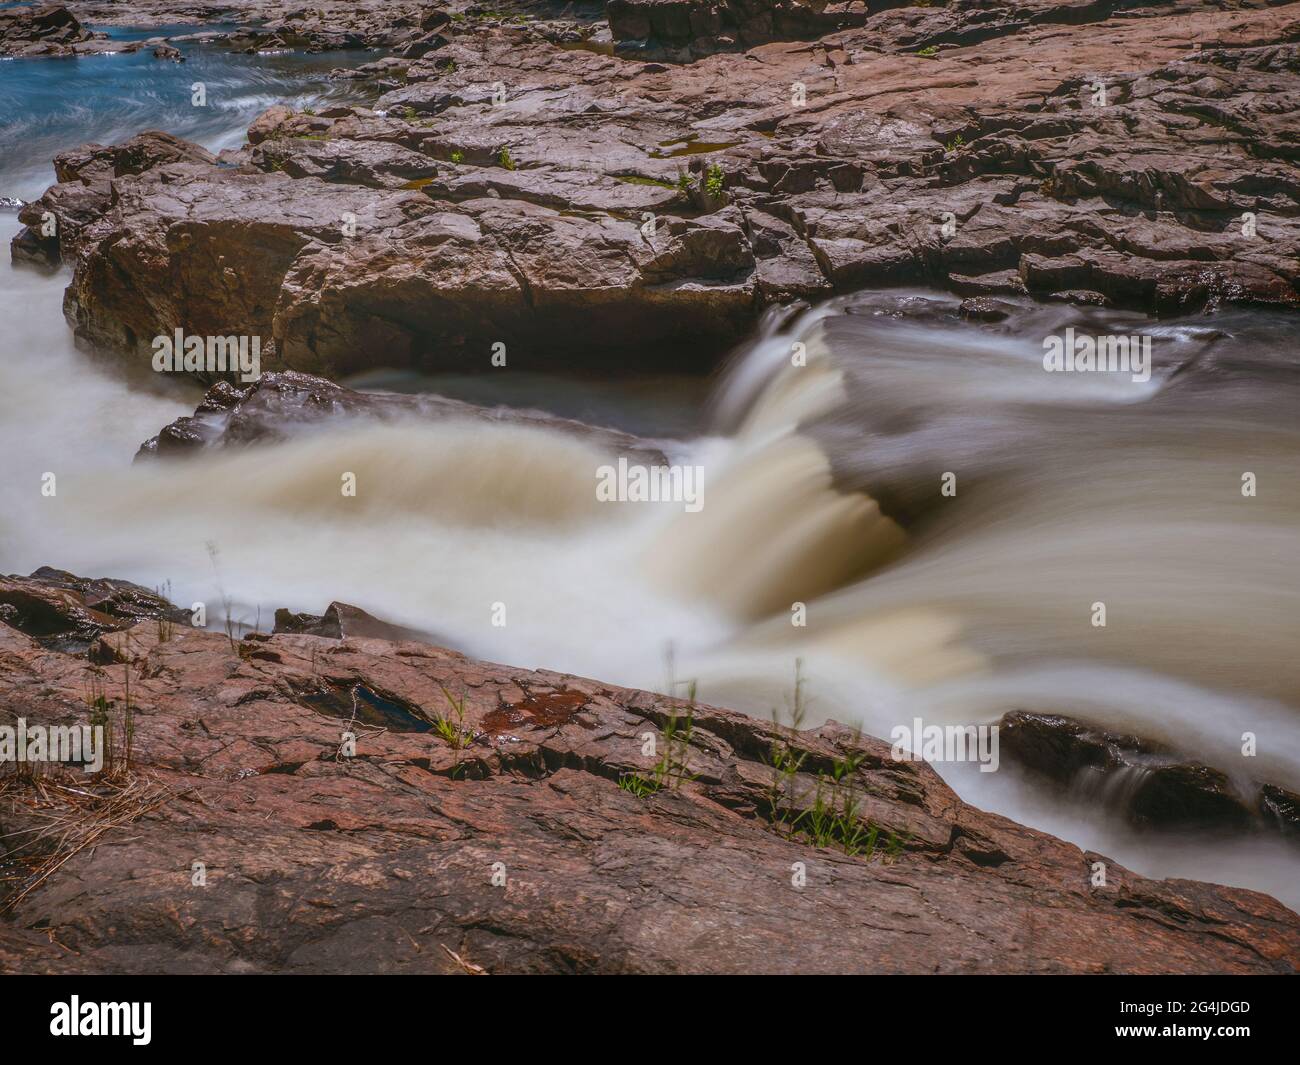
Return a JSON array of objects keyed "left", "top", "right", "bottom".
[{"left": 14, "top": 2, "right": 1298, "bottom": 379}]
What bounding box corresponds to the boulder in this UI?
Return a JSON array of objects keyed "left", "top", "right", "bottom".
[
  {"left": 135, "top": 370, "right": 667, "bottom": 465},
  {"left": 0, "top": 568, "right": 185, "bottom": 652},
  {"left": 0, "top": 5, "right": 95, "bottom": 57},
  {"left": 999, "top": 711, "right": 1300, "bottom": 836},
  {"left": 272, "top": 602, "right": 436, "bottom": 643}
]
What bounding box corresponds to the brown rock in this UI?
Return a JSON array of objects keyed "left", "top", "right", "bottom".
[
  {"left": 0, "top": 568, "right": 182, "bottom": 653},
  {"left": 272, "top": 602, "right": 437, "bottom": 643},
  {"left": 135, "top": 370, "right": 668, "bottom": 464},
  {"left": 11, "top": 4, "right": 1300, "bottom": 375},
  {"left": 0, "top": 5, "right": 94, "bottom": 58},
  {"left": 0, "top": 618, "right": 1296, "bottom": 973}
]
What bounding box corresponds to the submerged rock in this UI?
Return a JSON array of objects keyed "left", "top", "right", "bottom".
[
  {"left": 135, "top": 370, "right": 668, "bottom": 464},
  {"left": 999, "top": 711, "right": 1300, "bottom": 837}
]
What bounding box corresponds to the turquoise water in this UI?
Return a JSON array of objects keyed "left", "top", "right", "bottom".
[{"left": 0, "top": 31, "right": 373, "bottom": 200}]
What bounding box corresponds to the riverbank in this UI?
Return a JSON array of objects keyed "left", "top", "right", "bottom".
[{"left": 2, "top": 599, "right": 1297, "bottom": 974}]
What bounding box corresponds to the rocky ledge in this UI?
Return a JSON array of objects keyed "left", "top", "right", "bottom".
[
  {"left": 0, "top": 5, "right": 98, "bottom": 57},
  {"left": 134, "top": 369, "right": 665, "bottom": 461},
  {"left": 0, "top": 579, "right": 1297, "bottom": 973},
  {"left": 11, "top": 1, "right": 1299, "bottom": 379}
]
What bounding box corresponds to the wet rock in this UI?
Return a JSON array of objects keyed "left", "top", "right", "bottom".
[
  {"left": 999, "top": 711, "right": 1292, "bottom": 836},
  {"left": 1261, "top": 784, "right": 1300, "bottom": 837},
  {"left": 135, "top": 370, "right": 668, "bottom": 464},
  {"left": 272, "top": 602, "right": 436, "bottom": 643},
  {"left": 1, "top": 620, "right": 1297, "bottom": 972},
  {"left": 0, "top": 568, "right": 185, "bottom": 652},
  {"left": 958, "top": 297, "right": 1013, "bottom": 322}
]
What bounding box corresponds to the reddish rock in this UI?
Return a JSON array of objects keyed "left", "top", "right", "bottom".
[
  {"left": 0, "top": 568, "right": 183, "bottom": 652},
  {"left": 1, "top": 604, "right": 1297, "bottom": 973},
  {"left": 0, "top": 5, "right": 95, "bottom": 58}
]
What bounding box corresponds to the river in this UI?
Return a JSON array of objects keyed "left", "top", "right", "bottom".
[{"left": 2, "top": 30, "right": 1298, "bottom": 908}]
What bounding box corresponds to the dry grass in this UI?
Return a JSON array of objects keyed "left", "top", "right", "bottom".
[{"left": 0, "top": 771, "right": 175, "bottom": 915}]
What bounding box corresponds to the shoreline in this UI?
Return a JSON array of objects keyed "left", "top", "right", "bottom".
[{"left": 1, "top": 581, "right": 1297, "bottom": 974}]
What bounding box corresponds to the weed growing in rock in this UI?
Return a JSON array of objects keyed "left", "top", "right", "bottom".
[
  {"left": 704, "top": 163, "right": 725, "bottom": 199},
  {"left": 619, "top": 681, "right": 699, "bottom": 797},
  {"left": 498, "top": 146, "right": 516, "bottom": 171},
  {"left": 155, "top": 580, "right": 174, "bottom": 643},
  {"left": 764, "top": 660, "right": 905, "bottom": 860},
  {"left": 435, "top": 684, "right": 475, "bottom": 778}
]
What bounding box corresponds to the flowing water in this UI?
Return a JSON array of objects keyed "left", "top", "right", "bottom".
[{"left": 2, "top": 35, "right": 1299, "bottom": 908}]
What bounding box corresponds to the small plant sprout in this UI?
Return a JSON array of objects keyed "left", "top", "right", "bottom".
[
  {"left": 620, "top": 680, "right": 699, "bottom": 797},
  {"left": 704, "top": 163, "right": 725, "bottom": 199},
  {"left": 450, "top": 149, "right": 464, "bottom": 164},
  {"left": 155, "top": 580, "right": 175, "bottom": 642},
  {"left": 762, "top": 661, "right": 896, "bottom": 859},
  {"left": 498, "top": 146, "right": 516, "bottom": 171},
  {"left": 435, "top": 684, "right": 475, "bottom": 778}
]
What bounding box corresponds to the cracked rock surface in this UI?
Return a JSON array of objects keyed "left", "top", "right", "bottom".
[
  {"left": 13, "top": 1, "right": 1299, "bottom": 378},
  {"left": 1, "top": 613, "right": 1298, "bottom": 973}
]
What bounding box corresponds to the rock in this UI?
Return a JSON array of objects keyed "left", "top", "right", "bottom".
[
  {"left": 12, "top": 4, "right": 1300, "bottom": 377},
  {"left": 0, "top": 618, "right": 1296, "bottom": 973},
  {"left": 0, "top": 5, "right": 95, "bottom": 58},
  {"left": 958, "top": 297, "right": 1013, "bottom": 322},
  {"left": 1262, "top": 784, "right": 1300, "bottom": 837},
  {"left": 135, "top": 370, "right": 668, "bottom": 464},
  {"left": 0, "top": 568, "right": 185, "bottom": 653},
  {"left": 272, "top": 602, "right": 436, "bottom": 643},
  {"left": 607, "top": 0, "right": 866, "bottom": 59},
  {"left": 14, "top": 133, "right": 217, "bottom": 269},
  {"left": 998, "top": 711, "right": 1296, "bottom": 836}
]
